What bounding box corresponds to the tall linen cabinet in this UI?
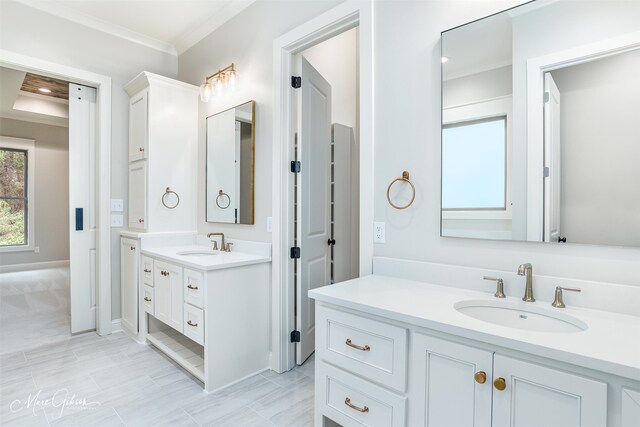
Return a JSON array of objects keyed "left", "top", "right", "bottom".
[{"left": 120, "top": 72, "right": 198, "bottom": 335}]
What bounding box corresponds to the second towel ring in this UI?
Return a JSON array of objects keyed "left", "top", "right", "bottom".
[
  {"left": 162, "top": 187, "right": 180, "bottom": 209},
  {"left": 216, "top": 190, "right": 231, "bottom": 209},
  {"left": 387, "top": 171, "right": 416, "bottom": 210}
]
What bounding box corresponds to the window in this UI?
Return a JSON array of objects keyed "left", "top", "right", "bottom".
[
  {"left": 0, "top": 137, "right": 35, "bottom": 251},
  {"left": 442, "top": 116, "right": 506, "bottom": 210}
]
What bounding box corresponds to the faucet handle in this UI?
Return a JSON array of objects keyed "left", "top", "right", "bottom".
[
  {"left": 551, "top": 286, "right": 581, "bottom": 308},
  {"left": 225, "top": 242, "right": 234, "bottom": 252},
  {"left": 212, "top": 241, "right": 219, "bottom": 251},
  {"left": 483, "top": 276, "right": 506, "bottom": 298}
]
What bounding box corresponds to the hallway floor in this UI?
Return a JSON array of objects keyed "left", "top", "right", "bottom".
[{"left": 0, "top": 268, "right": 315, "bottom": 427}]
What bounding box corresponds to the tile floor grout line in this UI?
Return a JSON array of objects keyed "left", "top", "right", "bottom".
[{"left": 180, "top": 406, "right": 203, "bottom": 427}]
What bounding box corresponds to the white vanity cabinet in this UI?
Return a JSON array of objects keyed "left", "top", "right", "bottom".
[
  {"left": 411, "top": 334, "right": 607, "bottom": 427},
  {"left": 315, "top": 303, "right": 612, "bottom": 427},
  {"left": 124, "top": 71, "right": 198, "bottom": 233}
]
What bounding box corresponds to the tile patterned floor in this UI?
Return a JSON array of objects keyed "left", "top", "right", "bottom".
[{"left": 0, "top": 268, "right": 315, "bottom": 427}]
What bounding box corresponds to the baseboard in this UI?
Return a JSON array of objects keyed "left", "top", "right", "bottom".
[
  {"left": 111, "top": 319, "right": 122, "bottom": 333},
  {"left": 0, "top": 259, "right": 70, "bottom": 273}
]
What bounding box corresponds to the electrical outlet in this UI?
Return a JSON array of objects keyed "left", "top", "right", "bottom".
[
  {"left": 111, "top": 199, "right": 124, "bottom": 212},
  {"left": 373, "top": 222, "right": 385, "bottom": 243},
  {"left": 111, "top": 214, "right": 124, "bottom": 227},
  {"left": 266, "top": 216, "right": 273, "bottom": 233}
]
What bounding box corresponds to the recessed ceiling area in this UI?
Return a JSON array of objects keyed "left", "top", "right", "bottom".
[
  {"left": 0, "top": 66, "right": 69, "bottom": 127},
  {"left": 21, "top": 73, "right": 69, "bottom": 100},
  {"left": 15, "top": 0, "right": 257, "bottom": 55}
]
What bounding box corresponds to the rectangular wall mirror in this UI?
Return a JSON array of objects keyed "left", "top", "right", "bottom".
[
  {"left": 206, "top": 100, "right": 255, "bottom": 224},
  {"left": 441, "top": 1, "right": 640, "bottom": 247}
]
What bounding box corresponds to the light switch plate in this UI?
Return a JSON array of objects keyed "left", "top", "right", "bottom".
[
  {"left": 111, "top": 214, "right": 124, "bottom": 227},
  {"left": 373, "top": 222, "right": 385, "bottom": 243},
  {"left": 266, "top": 216, "right": 273, "bottom": 233},
  {"left": 111, "top": 199, "right": 124, "bottom": 212}
]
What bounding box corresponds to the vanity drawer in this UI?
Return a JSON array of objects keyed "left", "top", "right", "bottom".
[
  {"left": 183, "top": 303, "right": 204, "bottom": 345},
  {"left": 183, "top": 269, "right": 204, "bottom": 309},
  {"left": 319, "top": 363, "right": 406, "bottom": 427},
  {"left": 142, "top": 285, "right": 154, "bottom": 315},
  {"left": 141, "top": 255, "right": 154, "bottom": 286},
  {"left": 317, "top": 305, "right": 408, "bottom": 392}
]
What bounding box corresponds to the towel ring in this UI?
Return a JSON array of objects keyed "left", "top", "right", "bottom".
[
  {"left": 386, "top": 171, "right": 416, "bottom": 210},
  {"left": 216, "top": 190, "right": 231, "bottom": 209},
  {"left": 162, "top": 187, "right": 180, "bottom": 209}
]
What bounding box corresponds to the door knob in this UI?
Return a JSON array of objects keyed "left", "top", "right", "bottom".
[
  {"left": 558, "top": 236, "right": 567, "bottom": 243},
  {"left": 474, "top": 371, "right": 487, "bottom": 384},
  {"left": 494, "top": 377, "right": 506, "bottom": 391},
  {"left": 327, "top": 238, "right": 336, "bottom": 246}
]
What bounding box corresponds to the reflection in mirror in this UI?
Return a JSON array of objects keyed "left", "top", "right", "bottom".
[
  {"left": 441, "top": 1, "right": 640, "bottom": 247},
  {"left": 206, "top": 100, "right": 255, "bottom": 224}
]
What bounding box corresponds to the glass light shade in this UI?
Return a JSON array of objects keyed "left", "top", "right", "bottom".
[
  {"left": 215, "top": 76, "right": 223, "bottom": 94},
  {"left": 199, "top": 83, "right": 212, "bottom": 102},
  {"left": 228, "top": 71, "right": 236, "bottom": 91}
]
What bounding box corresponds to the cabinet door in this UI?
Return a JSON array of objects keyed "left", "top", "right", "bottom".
[
  {"left": 153, "top": 260, "right": 183, "bottom": 333},
  {"left": 410, "top": 333, "right": 493, "bottom": 427},
  {"left": 129, "top": 90, "right": 148, "bottom": 162},
  {"left": 120, "top": 238, "right": 138, "bottom": 334},
  {"left": 492, "top": 354, "right": 607, "bottom": 427},
  {"left": 128, "top": 161, "right": 147, "bottom": 230}
]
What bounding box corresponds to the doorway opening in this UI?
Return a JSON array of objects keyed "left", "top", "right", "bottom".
[
  {"left": 291, "top": 28, "right": 361, "bottom": 365},
  {"left": 0, "top": 65, "right": 100, "bottom": 353}
]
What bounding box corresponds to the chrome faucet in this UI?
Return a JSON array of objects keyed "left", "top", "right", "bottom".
[
  {"left": 517, "top": 263, "right": 535, "bottom": 302},
  {"left": 207, "top": 232, "right": 226, "bottom": 252}
]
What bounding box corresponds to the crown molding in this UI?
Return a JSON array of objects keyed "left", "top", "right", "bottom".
[
  {"left": 172, "top": 0, "right": 257, "bottom": 55},
  {"left": 15, "top": 0, "right": 177, "bottom": 56}
]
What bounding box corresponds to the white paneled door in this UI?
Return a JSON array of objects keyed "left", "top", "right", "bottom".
[
  {"left": 69, "top": 83, "right": 97, "bottom": 334},
  {"left": 544, "top": 72, "right": 562, "bottom": 243},
  {"left": 296, "top": 56, "right": 332, "bottom": 365}
]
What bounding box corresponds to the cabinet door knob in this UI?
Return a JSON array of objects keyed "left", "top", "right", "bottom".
[
  {"left": 144, "top": 297, "right": 151, "bottom": 302},
  {"left": 130, "top": 246, "right": 135, "bottom": 251},
  {"left": 139, "top": 147, "right": 144, "bottom": 152},
  {"left": 494, "top": 377, "right": 506, "bottom": 391},
  {"left": 474, "top": 371, "right": 487, "bottom": 384},
  {"left": 346, "top": 339, "right": 370, "bottom": 352},
  {"left": 187, "top": 320, "right": 198, "bottom": 327},
  {"left": 344, "top": 398, "right": 369, "bottom": 413}
]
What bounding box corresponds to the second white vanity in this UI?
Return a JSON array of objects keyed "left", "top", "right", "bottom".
[
  {"left": 310, "top": 273, "right": 640, "bottom": 427},
  {"left": 138, "top": 240, "right": 271, "bottom": 392}
]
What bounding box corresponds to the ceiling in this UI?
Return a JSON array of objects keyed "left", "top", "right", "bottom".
[
  {"left": 0, "top": 66, "right": 69, "bottom": 127},
  {"left": 21, "top": 73, "right": 69, "bottom": 100},
  {"left": 16, "top": 0, "right": 257, "bottom": 55}
]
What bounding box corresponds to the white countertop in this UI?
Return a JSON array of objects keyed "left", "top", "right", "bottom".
[
  {"left": 141, "top": 245, "right": 271, "bottom": 271},
  {"left": 309, "top": 275, "right": 640, "bottom": 381}
]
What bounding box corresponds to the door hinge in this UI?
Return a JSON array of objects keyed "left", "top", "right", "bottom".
[
  {"left": 290, "top": 330, "right": 301, "bottom": 343},
  {"left": 544, "top": 166, "right": 550, "bottom": 178},
  {"left": 290, "top": 246, "right": 301, "bottom": 259},
  {"left": 544, "top": 92, "right": 550, "bottom": 103},
  {"left": 291, "top": 76, "right": 301, "bottom": 88},
  {"left": 290, "top": 161, "right": 301, "bottom": 173}
]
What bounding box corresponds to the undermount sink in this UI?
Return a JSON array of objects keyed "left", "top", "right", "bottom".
[
  {"left": 454, "top": 299, "right": 588, "bottom": 333},
  {"left": 176, "top": 250, "right": 217, "bottom": 256}
]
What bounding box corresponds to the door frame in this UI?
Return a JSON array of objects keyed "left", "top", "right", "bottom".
[
  {"left": 1, "top": 49, "right": 113, "bottom": 335},
  {"left": 525, "top": 31, "right": 640, "bottom": 241},
  {"left": 271, "top": 1, "right": 373, "bottom": 372}
]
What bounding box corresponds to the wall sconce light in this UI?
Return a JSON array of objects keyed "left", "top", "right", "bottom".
[{"left": 199, "top": 63, "right": 237, "bottom": 102}]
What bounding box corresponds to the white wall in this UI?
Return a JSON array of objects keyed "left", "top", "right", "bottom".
[
  {"left": 0, "top": 118, "right": 69, "bottom": 265},
  {"left": 178, "top": 0, "right": 342, "bottom": 242},
  {"left": 550, "top": 49, "right": 640, "bottom": 247},
  {"left": 0, "top": 0, "right": 178, "bottom": 319},
  {"left": 372, "top": 0, "right": 640, "bottom": 286},
  {"left": 443, "top": 65, "right": 512, "bottom": 108}
]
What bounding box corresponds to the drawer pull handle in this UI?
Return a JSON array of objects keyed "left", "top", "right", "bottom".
[
  {"left": 346, "top": 339, "right": 370, "bottom": 352},
  {"left": 474, "top": 371, "right": 487, "bottom": 384},
  {"left": 187, "top": 320, "right": 198, "bottom": 327},
  {"left": 494, "top": 377, "right": 506, "bottom": 391},
  {"left": 144, "top": 297, "right": 151, "bottom": 302},
  {"left": 187, "top": 284, "right": 198, "bottom": 290},
  {"left": 130, "top": 245, "right": 135, "bottom": 251},
  {"left": 344, "top": 398, "right": 369, "bottom": 413},
  {"left": 144, "top": 269, "right": 151, "bottom": 273}
]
